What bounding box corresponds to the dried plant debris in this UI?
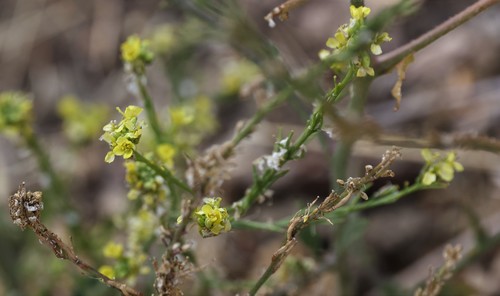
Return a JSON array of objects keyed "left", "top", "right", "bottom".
[
  {"left": 264, "top": 0, "right": 308, "bottom": 28},
  {"left": 8, "top": 183, "right": 143, "bottom": 296},
  {"left": 414, "top": 244, "right": 463, "bottom": 296},
  {"left": 9, "top": 182, "right": 44, "bottom": 231}
]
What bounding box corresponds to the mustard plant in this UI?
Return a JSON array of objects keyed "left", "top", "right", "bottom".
[{"left": 4, "top": 1, "right": 500, "bottom": 295}]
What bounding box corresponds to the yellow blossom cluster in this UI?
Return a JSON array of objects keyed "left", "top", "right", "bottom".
[
  {"left": 189, "top": 197, "right": 231, "bottom": 237},
  {"left": 57, "top": 95, "right": 109, "bottom": 145},
  {"left": 319, "top": 5, "right": 392, "bottom": 77},
  {"left": 421, "top": 149, "right": 464, "bottom": 185},
  {"left": 0, "top": 91, "right": 33, "bottom": 136},
  {"left": 100, "top": 105, "right": 144, "bottom": 163}
]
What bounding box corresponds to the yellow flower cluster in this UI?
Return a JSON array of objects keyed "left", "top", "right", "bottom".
[
  {"left": 100, "top": 105, "right": 144, "bottom": 163},
  {"left": 221, "top": 59, "right": 260, "bottom": 95},
  {"left": 103, "top": 241, "right": 124, "bottom": 259},
  {"left": 57, "top": 95, "right": 109, "bottom": 145},
  {"left": 0, "top": 91, "right": 33, "bottom": 136},
  {"left": 121, "top": 35, "right": 154, "bottom": 64},
  {"left": 167, "top": 96, "right": 217, "bottom": 154},
  {"left": 421, "top": 149, "right": 464, "bottom": 185},
  {"left": 319, "top": 5, "right": 392, "bottom": 77},
  {"left": 192, "top": 197, "right": 231, "bottom": 237}
]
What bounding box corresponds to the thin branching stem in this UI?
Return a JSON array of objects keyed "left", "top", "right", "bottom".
[
  {"left": 136, "top": 77, "right": 164, "bottom": 143},
  {"left": 233, "top": 71, "right": 355, "bottom": 217},
  {"left": 134, "top": 150, "right": 192, "bottom": 194},
  {"left": 248, "top": 148, "right": 402, "bottom": 295},
  {"left": 375, "top": 0, "right": 500, "bottom": 74}
]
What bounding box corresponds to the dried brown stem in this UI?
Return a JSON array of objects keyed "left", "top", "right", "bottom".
[
  {"left": 249, "top": 147, "right": 402, "bottom": 295},
  {"left": 264, "top": 0, "right": 309, "bottom": 27},
  {"left": 375, "top": 0, "right": 500, "bottom": 74},
  {"left": 8, "top": 183, "right": 142, "bottom": 296}
]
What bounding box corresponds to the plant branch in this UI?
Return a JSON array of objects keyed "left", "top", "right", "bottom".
[
  {"left": 8, "top": 183, "right": 142, "bottom": 296},
  {"left": 136, "top": 76, "right": 164, "bottom": 143},
  {"left": 375, "top": 0, "right": 500, "bottom": 74},
  {"left": 232, "top": 71, "right": 355, "bottom": 218},
  {"left": 248, "top": 147, "right": 402, "bottom": 295},
  {"left": 134, "top": 150, "right": 192, "bottom": 194}
]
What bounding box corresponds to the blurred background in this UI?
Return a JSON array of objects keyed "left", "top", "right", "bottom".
[{"left": 1, "top": 0, "right": 500, "bottom": 295}]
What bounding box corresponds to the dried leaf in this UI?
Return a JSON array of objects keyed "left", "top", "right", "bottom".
[
  {"left": 391, "top": 53, "right": 414, "bottom": 111},
  {"left": 264, "top": 0, "right": 308, "bottom": 28}
]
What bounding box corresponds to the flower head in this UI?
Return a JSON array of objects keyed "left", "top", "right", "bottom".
[
  {"left": 57, "top": 95, "right": 109, "bottom": 145},
  {"left": 103, "top": 241, "right": 124, "bottom": 259},
  {"left": 0, "top": 91, "right": 33, "bottom": 136},
  {"left": 421, "top": 149, "right": 464, "bottom": 185},
  {"left": 318, "top": 4, "right": 391, "bottom": 78},
  {"left": 355, "top": 53, "right": 375, "bottom": 77},
  {"left": 192, "top": 197, "right": 231, "bottom": 237},
  {"left": 121, "top": 35, "right": 142, "bottom": 62},
  {"left": 350, "top": 5, "right": 371, "bottom": 21},
  {"left": 112, "top": 137, "right": 135, "bottom": 159},
  {"left": 370, "top": 32, "right": 392, "bottom": 55},
  {"left": 98, "top": 265, "right": 116, "bottom": 279},
  {"left": 100, "top": 105, "right": 144, "bottom": 163},
  {"left": 120, "top": 35, "right": 155, "bottom": 74},
  {"left": 156, "top": 144, "right": 176, "bottom": 168}
]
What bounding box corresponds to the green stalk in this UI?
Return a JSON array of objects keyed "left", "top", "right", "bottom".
[
  {"left": 133, "top": 150, "right": 192, "bottom": 194},
  {"left": 136, "top": 77, "right": 164, "bottom": 143},
  {"left": 233, "top": 71, "right": 355, "bottom": 217}
]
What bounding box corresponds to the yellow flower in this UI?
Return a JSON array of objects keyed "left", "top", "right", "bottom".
[
  {"left": 169, "top": 106, "right": 194, "bottom": 127},
  {"left": 326, "top": 30, "right": 348, "bottom": 50},
  {"left": 421, "top": 149, "right": 464, "bottom": 185},
  {"left": 121, "top": 35, "right": 142, "bottom": 62},
  {"left": 98, "top": 265, "right": 116, "bottom": 279},
  {"left": 0, "top": 91, "right": 33, "bottom": 135},
  {"left": 355, "top": 53, "right": 375, "bottom": 77},
  {"left": 156, "top": 143, "right": 176, "bottom": 168},
  {"left": 120, "top": 35, "right": 154, "bottom": 65},
  {"left": 194, "top": 197, "right": 231, "bottom": 237},
  {"left": 101, "top": 105, "right": 144, "bottom": 163},
  {"left": 119, "top": 105, "right": 143, "bottom": 119},
  {"left": 350, "top": 5, "right": 371, "bottom": 21},
  {"left": 370, "top": 32, "right": 392, "bottom": 55},
  {"left": 112, "top": 137, "right": 135, "bottom": 159},
  {"left": 103, "top": 241, "right": 124, "bottom": 259}
]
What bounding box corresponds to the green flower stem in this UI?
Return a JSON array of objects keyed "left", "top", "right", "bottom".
[
  {"left": 249, "top": 264, "right": 278, "bottom": 296},
  {"left": 233, "top": 71, "right": 355, "bottom": 218},
  {"left": 236, "top": 182, "right": 446, "bottom": 235},
  {"left": 375, "top": 0, "right": 500, "bottom": 74},
  {"left": 133, "top": 150, "right": 192, "bottom": 194},
  {"left": 167, "top": 178, "right": 181, "bottom": 219},
  {"left": 330, "top": 75, "right": 373, "bottom": 295},
  {"left": 136, "top": 77, "right": 164, "bottom": 143},
  {"left": 248, "top": 147, "right": 402, "bottom": 295},
  {"left": 231, "top": 219, "right": 286, "bottom": 233},
  {"left": 332, "top": 76, "right": 373, "bottom": 188},
  {"left": 326, "top": 67, "right": 355, "bottom": 104}
]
